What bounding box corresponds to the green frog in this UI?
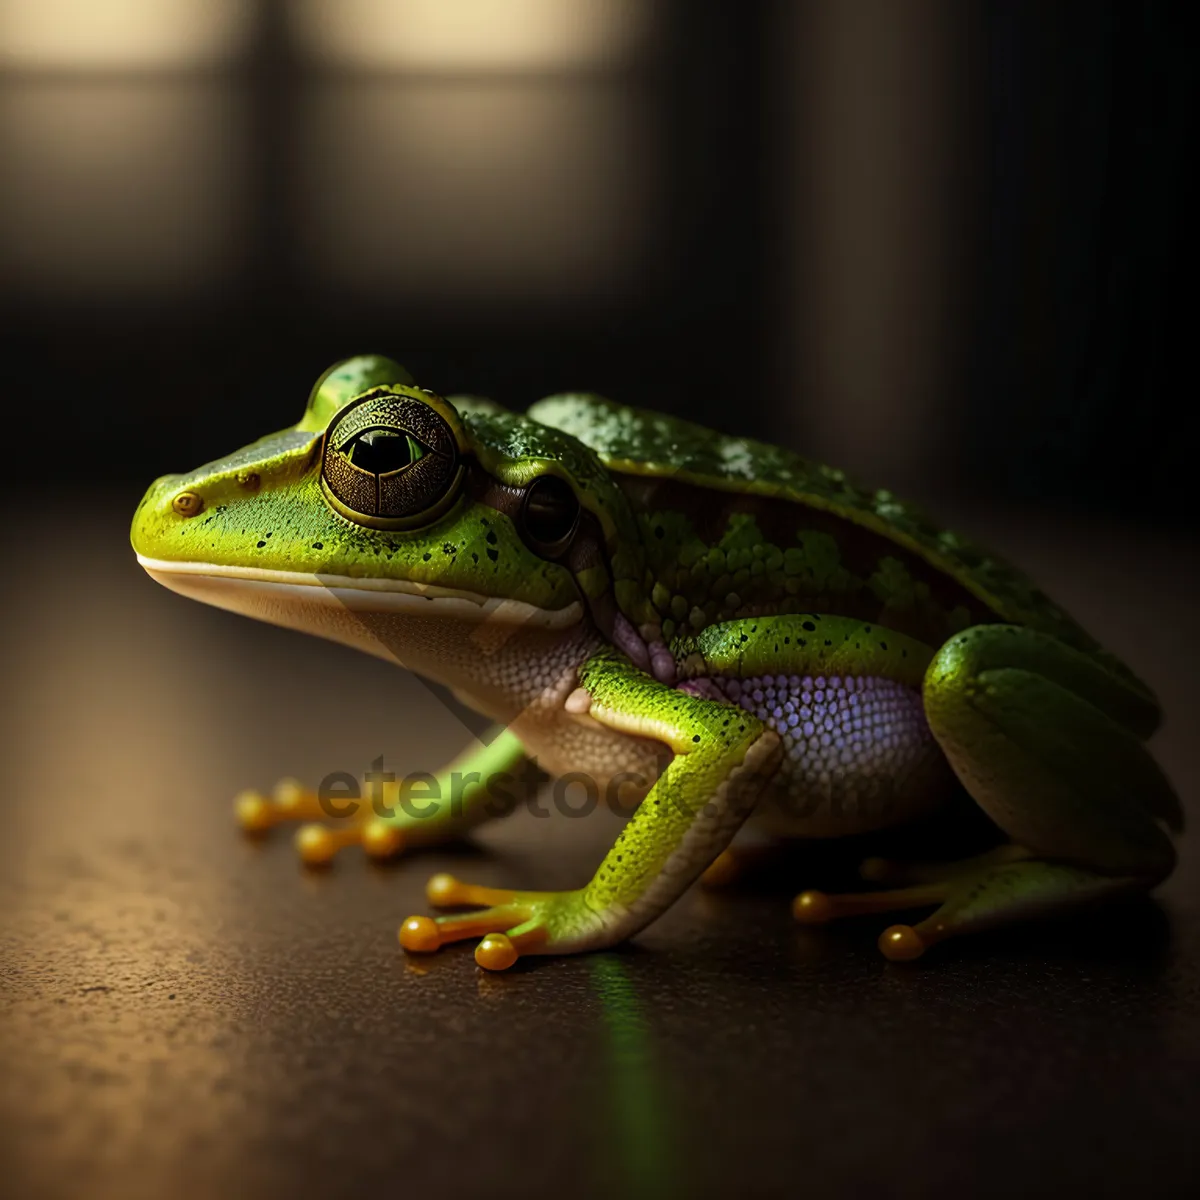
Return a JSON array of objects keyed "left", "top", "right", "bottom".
[{"left": 131, "top": 355, "right": 1181, "bottom": 969}]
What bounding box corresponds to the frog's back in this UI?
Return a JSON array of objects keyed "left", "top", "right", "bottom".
[{"left": 527, "top": 393, "right": 1146, "bottom": 692}]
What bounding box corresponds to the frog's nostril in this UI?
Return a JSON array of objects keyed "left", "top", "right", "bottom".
[{"left": 172, "top": 490, "right": 204, "bottom": 518}]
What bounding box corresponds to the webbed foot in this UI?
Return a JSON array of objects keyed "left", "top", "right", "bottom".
[
  {"left": 235, "top": 778, "right": 402, "bottom": 865},
  {"left": 794, "top": 854, "right": 1143, "bottom": 961},
  {"left": 399, "top": 874, "right": 602, "bottom": 971},
  {"left": 232, "top": 730, "right": 533, "bottom": 866}
]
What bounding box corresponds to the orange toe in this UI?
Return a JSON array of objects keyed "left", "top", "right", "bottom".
[
  {"left": 398, "top": 915, "right": 442, "bottom": 953},
  {"left": 235, "top": 790, "right": 274, "bottom": 834},
  {"left": 700, "top": 850, "right": 742, "bottom": 888},
  {"left": 295, "top": 824, "right": 338, "bottom": 866},
  {"left": 426, "top": 873, "right": 462, "bottom": 906},
  {"left": 475, "top": 933, "right": 519, "bottom": 971},
  {"left": 362, "top": 819, "right": 403, "bottom": 860},
  {"left": 879, "top": 924, "right": 925, "bottom": 961},
  {"left": 425, "top": 873, "right": 517, "bottom": 908},
  {"left": 792, "top": 890, "right": 836, "bottom": 925}
]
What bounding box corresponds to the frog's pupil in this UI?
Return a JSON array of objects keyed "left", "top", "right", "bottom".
[{"left": 346, "top": 429, "right": 422, "bottom": 475}]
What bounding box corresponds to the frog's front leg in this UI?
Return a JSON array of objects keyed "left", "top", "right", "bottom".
[
  {"left": 235, "top": 729, "right": 537, "bottom": 865},
  {"left": 796, "top": 625, "right": 1182, "bottom": 959},
  {"left": 399, "top": 649, "right": 782, "bottom": 970}
]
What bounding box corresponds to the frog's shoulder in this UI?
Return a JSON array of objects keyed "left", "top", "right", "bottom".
[
  {"left": 450, "top": 393, "right": 612, "bottom": 487},
  {"left": 526, "top": 393, "right": 1128, "bottom": 673},
  {"left": 448, "top": 394, "right": 642, "bottom": 562},
  {"left": 445, "top": 394, "right": 512, "bottom": 421}
]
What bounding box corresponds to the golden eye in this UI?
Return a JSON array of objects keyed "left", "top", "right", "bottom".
[{"left": 320, "top": 389, "right": 464, "bottom": 530}]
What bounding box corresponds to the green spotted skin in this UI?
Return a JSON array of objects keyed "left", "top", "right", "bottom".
[
  {"left": 531, "top": 393, "right": 1147, "bottom": 693},
  {"left": 677, "top": 613, "right": 934, "bottom": 687},
  {"left": 528, "top": 393, "right": 1053, "bottom": 628},
  {"left": 132, "top": 357, "right": 1180, "bottom": 967}
]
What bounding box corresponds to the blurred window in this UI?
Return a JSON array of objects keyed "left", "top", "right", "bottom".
[
  {"left": 295, "top": 79, "right": 652, "bottom": 305},
  {"left": 0, "top": 83, "right": 245, "bottom": 299},
  {"left": 290, "top": 0, "right": 651, "bottom": 73},
  {"left": 0, "top": 0, "right": 254, "bottom": 71}
]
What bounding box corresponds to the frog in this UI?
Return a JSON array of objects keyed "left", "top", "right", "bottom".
[{"left": 130, "top": 355, "right": 1182, "bottom": 969}]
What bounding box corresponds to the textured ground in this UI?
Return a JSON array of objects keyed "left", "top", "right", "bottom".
[{"left": 1, "top": 500, "right": 1197, "bottom": 1200}]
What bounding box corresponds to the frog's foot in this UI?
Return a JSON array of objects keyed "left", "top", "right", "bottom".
[
  {"left": 233, "top": 730, "right": 533, "bottom": 867},
  {"left": 793, "top": 880, "right": 952, "bottom": 934},
  {"left": 700, "top": 840, "right": 784, "bottom": 888},
  {"left": 235, "top": 779, "right": 402, "bottom": 865},
  {"left": 399, "top": 874, "right": 603, "bottom": 971},
  {"left": 795, "top": 858, "right": 1143, "bottom": 961},
  {"left": 292, "top": 816, "right": 403, "bottom": 865},
  {"left": 839, "top": 623, "right": 1179, "bottom": 960},
  {"left": 856, "top": 843, "right": 1033, "bottom": 885}
]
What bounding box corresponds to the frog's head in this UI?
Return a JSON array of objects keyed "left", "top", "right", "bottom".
[{"left": 132, "top": 356, "right": 635, "bottom": 676}]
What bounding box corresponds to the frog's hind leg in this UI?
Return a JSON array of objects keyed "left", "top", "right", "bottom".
[
  {"left": 793, "top": 843, "right": 1034, "bottom": 924},
  {"left": 855, "top": 842, "right": 1034, "bottom": 886},
  {"left": 796, "top": 858, "right": 1144, "bottom": 960},
  {"left": 876, "top": 860, "right": 1146, "bottom": 960},
  {"left": 796, "top": 625, "right": 1181, "bottom": 960},
  {"left": 235, "top": 729, "right": 534, "bottom": 866}
]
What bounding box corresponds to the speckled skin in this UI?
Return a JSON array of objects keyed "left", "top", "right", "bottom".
[
  {"left": 131, "top": 356, "right": 1183, "bottom": 968},
  {"left": 709, "top": 672, "right": 944, "bottom": 837},
  {"left": 528, "top": 393, "right": 1139, "bottom": 684}
]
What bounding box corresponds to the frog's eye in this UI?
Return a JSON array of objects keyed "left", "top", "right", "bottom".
[
  {"left": 320, "top": 389, "right": 464, "bottom": 529},
  {"left": 519, "top": 475, "right": 581, "bottom": 559}
]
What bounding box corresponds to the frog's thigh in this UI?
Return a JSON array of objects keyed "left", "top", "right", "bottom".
[
  {"left": 796, "top": 626, "right": 1181, "bottom": 959},
  {"left": 235, "top": 728, "right": 532, "bottom": 866},
  {"left": 923, "top": 624, "right": 1179, "bottom": 879}
]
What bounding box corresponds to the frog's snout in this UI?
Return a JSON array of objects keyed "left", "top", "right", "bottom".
[
  {"left": 138, "top": 474, "right": 203, "bottom": 518},
  {"left": 138, "top": 468, "right": 262, "bottom": 525},
  {"left": 132, "top": 474, "right": 179, "bottom": 520},
  {"left": 131, "top": 473, "right": 204, "bottom": 558}
]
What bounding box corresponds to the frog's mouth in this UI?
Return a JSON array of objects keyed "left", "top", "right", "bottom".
[{"left": 136, "top": 556, "right": 584, "bottom": 630}]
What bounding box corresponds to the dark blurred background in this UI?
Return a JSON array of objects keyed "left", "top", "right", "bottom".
[
  {"left": 3, "top": 6, "right": 1199, "bottom": 1200},
  {"left": 1, "top": 0, "right": 1195, "bottom": 520}
]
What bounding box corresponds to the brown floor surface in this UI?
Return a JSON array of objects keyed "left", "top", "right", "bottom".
[{"left": 2, "top": 502, "right": 1197, "bottom": 1199}]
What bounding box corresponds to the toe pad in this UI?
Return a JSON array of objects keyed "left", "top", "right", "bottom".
[
  {"left": 475, "top": 933, "right": 519, "bottom": 971},
  {"left": 879, "top": 924, "right": 925, "bottom": 961},
  {"left": 792, "top": 890, "right": 837, "bottom": 925},
  {"left": 398, "top": 915, "right": 442, "bottom": 953}
]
